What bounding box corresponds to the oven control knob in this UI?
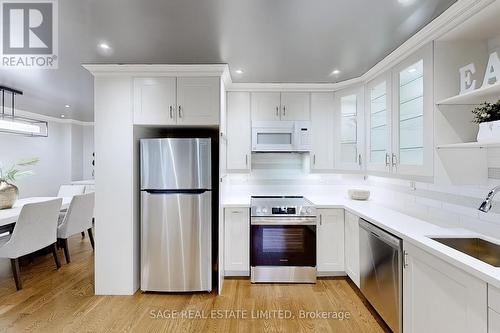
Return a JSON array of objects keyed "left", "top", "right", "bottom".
[
  {"left": 306, "top": 208, "right": 312, "bottom": 214},
  {"left": 261, "top": 207, "right": 268, "bottom": 214}
]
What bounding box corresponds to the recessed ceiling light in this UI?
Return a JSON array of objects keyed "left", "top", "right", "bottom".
[
  {"left": 408, "top": 68, "right": 417, "bottom": 73},
  {"left": 398, "top": 0, "right": 416, "bottom": 6},
  {"left": 331, "top": 69, "right": 341, "bottom": 75},
  {"left": 235, "top": 69, "right": 244, "bottom": 74},
  {"left": 64, "top": 104, "right": 70, "bottom": 108},
  {"left": 60, "top": 114, "right": 65, "bottom": 118},
  {"left": 98, "top": 42, "right": 111, "bottom": 50}
]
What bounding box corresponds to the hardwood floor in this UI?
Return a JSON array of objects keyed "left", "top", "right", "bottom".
[{"left": 0, "top": 234, "right": 388, "bottom": 332}]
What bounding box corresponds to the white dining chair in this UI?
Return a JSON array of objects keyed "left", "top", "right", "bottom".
[
  {"left": 57, "top": 193, "right": 95, "bottom": 264},
  {"left": 0, "top": 198, "right": 63, "bottom": 290},
  {"left": 57, "top": 184, "right": 87, "bottom": 237},
  {"left": 57, "top": 185, "right": 85, "bottom": 198}
]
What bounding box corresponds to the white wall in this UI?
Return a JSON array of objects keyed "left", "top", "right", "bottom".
[
  {"left": 0, "top": 123, "right": 70, "bottom": 198},
  {"left": 71, "top": 124, "right": 84, "bottom": 181}
]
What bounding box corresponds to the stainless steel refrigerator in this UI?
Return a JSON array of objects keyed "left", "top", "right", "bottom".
[{"left": 140, "top": 138, "right": 212, "bottom": 292}]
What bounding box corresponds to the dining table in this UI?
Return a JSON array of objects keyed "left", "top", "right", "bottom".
[{"left": 0, "top": 197, "right": 73, "bottom": 234}]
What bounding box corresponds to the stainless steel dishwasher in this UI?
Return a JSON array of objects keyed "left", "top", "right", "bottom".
[{"left": 359, "top": 219, "right": 402, "bottom": 333}]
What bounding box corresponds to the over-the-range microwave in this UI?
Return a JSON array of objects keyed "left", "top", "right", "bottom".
[{"left": 251, "top": 121, "right": 311, "bottom": 152}]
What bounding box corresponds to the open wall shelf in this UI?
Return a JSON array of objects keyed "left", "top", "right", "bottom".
[
  {"left": 436, "top": 82, "right": 500, "bottom": 106},
  {"left": 436, "top": 141, "right": 500, "bottom": 149}
]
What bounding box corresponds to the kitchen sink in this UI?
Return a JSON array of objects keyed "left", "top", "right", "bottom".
[{"left": 430, "top": 238, "right": 500, "bottom": 267}]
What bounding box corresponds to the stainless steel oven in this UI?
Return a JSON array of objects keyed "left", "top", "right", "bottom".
[{"left": 250, "top": 196, "right": 317, "bottom": 283}]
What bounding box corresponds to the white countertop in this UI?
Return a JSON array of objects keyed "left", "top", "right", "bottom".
[{"left": 222, "top": 193, "right": 500, "bottom": 289}]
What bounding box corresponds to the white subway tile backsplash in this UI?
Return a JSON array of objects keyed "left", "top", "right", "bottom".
[
  {"left": 442, "top": 202, "right": 480, "bottom": 218},
  {"left": 415, "top": 196, "right": 443, "bottom": 208},
  {"left": 224, "top": 172, "right": 500, "bottom": 239}
]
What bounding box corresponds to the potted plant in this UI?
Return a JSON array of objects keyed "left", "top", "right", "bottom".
[
  {"left": 0, "top": 158, "right": 38, "bottom": 209},
  {"left": 473, "top": 101, "right": 500, "bottom": 143}
]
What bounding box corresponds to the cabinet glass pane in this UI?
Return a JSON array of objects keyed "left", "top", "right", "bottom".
[
  {"left": 340, "top": 95, "right": 357, "bottom": 164},
  {"left": 399, "top": 60, "right": 423, "bottom": 166},
  {"left": 370, "top": 81, "right": 387, "bottom": 163}
]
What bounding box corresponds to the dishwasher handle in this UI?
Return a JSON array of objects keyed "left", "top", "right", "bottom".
[{"left": 359, "top": 219, "right": 401, "bottom": 248}]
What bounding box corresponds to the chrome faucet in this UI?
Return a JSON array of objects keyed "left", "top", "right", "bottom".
[{"left": 479, "top": 185, "right": 500, "bottom": 213}]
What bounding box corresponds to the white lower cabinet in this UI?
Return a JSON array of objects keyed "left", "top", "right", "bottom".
[
  {"left": 224, "top": 207, "right": 250, "bottom": 276},
  {"left": 403, "top": 242, "right": 487, "bottom": 333},
  {"left": 344, "top": 211, "right": 360, "bottom": 287},
  {"left": 490, "top": 309, "right": 500, "bottom": 333},
  {"left": 317, "top": 209, "right": 345, "bottom": 274}
]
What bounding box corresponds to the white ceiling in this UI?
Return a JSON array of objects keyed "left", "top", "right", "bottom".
[{"left": 0, "top": 0, "right": 457, "bottom": 121}]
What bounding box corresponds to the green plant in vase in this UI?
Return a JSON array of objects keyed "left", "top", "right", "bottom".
[
  {"left": 472, "top": 101, "right": 500, "bottom": 123},
  {"left": 0, "top": 158, "right": 39, "bottom": 209},
  {"left": 473, "top": 101, "right": 500, "bottom": 143}
]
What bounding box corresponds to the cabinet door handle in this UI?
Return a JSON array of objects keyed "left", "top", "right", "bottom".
[
  {"left": 178, "top": 106, "right": 182, "bottom": 118},
  {"left": 385, "top": 153, "right": 391, "bottom": 167},
  {"left": 313, "top": 154, "right": 316, "bottom": 165},
  {"left": 276, "top": 106, "right": 279, "bottom": 117},
  {"left": 283, "top": 105, "right": 286, "bottom": 116},
  {"left": 245, "top": 154, "right": 248, "bottom": 166},
  {"left": 392, "top": 153, "right": 397, "bottom": 167},
  {"left": 403, "top": 251, "right": 409, "bottom": 268},
  {"left": 169, "top": 106, "right": 173, "bottom": 119},
  {"left": 358, "top": 154, "right": 362, "bottom": 167},
  {"left": 319, "top": 215, "right": 322, "bottom": 226}
]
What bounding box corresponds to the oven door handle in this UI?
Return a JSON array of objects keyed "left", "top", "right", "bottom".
[{"left": 251, "top": 217, "right": 317, "bottom": 226}]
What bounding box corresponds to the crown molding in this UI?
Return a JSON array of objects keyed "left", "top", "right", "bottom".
[
  {"left": 82, "top": 63, "right": 229, "bottom": 78},
  {"left": 361, "top": 0, "right": 494, "bottom": 83}
]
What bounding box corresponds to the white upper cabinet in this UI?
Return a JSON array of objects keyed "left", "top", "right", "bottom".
[
  {"left": 310, "top": 93, "right": 334, "bottom": 171},
  {"left": 227, "top": 92, "right": 251, "bottom": 172},
  {"left": 281, "top": 92, "right": 311, "bottom": 121},
  {"left": 177, "top": 77, "right": 220, "bottom": 125},
  {"left": 133, "top": 76, "right": 219, "bottom": 126},
  {"left": 251, "top": 92, "right": 281, "bottom": 121},
  {"left": 251, "top": 92, "right": 310, "bottom": 121},
  {"left": 133, "top": 77, "right": 177, "bottom": 125},
  {"left": 334, "top": 86, "right": 364, "bottom": 171},
  {"left": 392, "top": 44, "right": 433, "bottom": 177},
  {"left": 366, "top": 73, "right": 392, "bottom": 173},
  {"left": 317, "top": 209, "right": 345, "bottom": 273}
]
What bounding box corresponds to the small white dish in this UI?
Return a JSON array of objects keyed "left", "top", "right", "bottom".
[{"left": 348, "top": 189, "right": 371, "bottom": 201}]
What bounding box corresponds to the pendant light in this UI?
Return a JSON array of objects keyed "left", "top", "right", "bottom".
[{"left": 0, "top": 86, "right": 48, "bottom": 137}]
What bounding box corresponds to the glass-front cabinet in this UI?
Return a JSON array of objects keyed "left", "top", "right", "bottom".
[
  {"left": 365, "top": 43, "right": 433, "bottom": 178},
  {"left": 392, "top": 44, "right": 433, "bottom": 177},
  {"left": 366, "top": 73, "right": 392, "bottom": 172},
  {"left": 334, "top": 86, "right": 364, "bottom": 171}
]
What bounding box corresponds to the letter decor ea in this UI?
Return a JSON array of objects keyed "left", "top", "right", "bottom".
[{"left": 459, "top": 51, "right": 500, "bottom": 95}]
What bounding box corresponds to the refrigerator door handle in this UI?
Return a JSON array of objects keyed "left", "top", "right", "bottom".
[{"left": 143, "top": 189, "right": 211, "bottom": 195}]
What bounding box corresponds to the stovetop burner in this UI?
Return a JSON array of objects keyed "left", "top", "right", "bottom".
[{"left": 250, "top": 196, "right": 316, "bottom": 217}]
